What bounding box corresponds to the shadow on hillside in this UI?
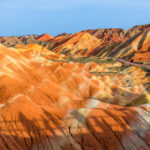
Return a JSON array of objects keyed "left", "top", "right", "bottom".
[
  {"left": 0, "top": 105, "right": 149, "bottom": 150},
  {"left": 94, "top": 86, "right": 143, "bottom": 107}
]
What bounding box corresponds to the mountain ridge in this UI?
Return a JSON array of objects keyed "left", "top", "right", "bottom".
[{"left": 0, "top": 24, "right": 150, "bottom": 61}]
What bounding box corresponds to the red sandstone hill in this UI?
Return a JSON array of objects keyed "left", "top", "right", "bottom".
[
  {"left": 0, "top": 44, "right": 149, "bottom": 149},
  {"left": 36, "top": 33, "right": 54, "bottom": 41},
  {"left": 84, "top": 24, "right": 150, "bottom": 41},
  {"left": 52, "top": 32, "right": 103, "bottom": 57},
  {"left": 107, "top": 29, "right": 150, "bottom": 61},
  {"left": 82, "top": 28, "right": 127, "bottom": 42}
]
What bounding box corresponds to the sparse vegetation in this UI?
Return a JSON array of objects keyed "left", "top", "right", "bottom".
[
  {"left": 90, "top": 71, "right": 122, "bottom": 75},
  {"left": 63, "top": 57, "right": 117, "bottom": 64}
]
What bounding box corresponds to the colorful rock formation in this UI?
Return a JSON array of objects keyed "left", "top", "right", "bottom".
[
  {"left": 0, "top": 43, "right": 149, "bottom": 149},
  {"left": 1, "top": 24, "right": 150, "bottom": 61}
]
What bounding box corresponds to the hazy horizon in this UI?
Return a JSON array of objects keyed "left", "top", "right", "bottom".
[{"left": 0, "top": 0, "right": 150, "bottom": 36}]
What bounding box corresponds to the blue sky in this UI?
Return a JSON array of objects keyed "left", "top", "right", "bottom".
[{"left": 0, "top": 0, "right": 150, "bottom": 36}]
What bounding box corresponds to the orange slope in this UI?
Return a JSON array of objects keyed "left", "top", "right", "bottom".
[
  {"left": 0, "top": 44, "right": 149, "bottom": 149},
  {"left": 36, "top": 33, "right": 54, "bottom": 41},
  {"left": 52, "top": 32, "right": 103, "bottom": 57}
]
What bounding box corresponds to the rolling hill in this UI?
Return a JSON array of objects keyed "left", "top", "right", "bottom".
[{"left": 0, "top": 42, "right": 148, "bottom": 149}]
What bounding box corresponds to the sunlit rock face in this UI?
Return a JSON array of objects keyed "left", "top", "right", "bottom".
[
  {"left": 0, "top": 43, "right": 149, "bottom": 150},
  {"left": 36, "top": 33, "right": 54, "bottom": 41}
]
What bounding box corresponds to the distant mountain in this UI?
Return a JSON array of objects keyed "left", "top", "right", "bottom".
[{"left": 0, "top": 24, "right": 150, "bottom": 61}]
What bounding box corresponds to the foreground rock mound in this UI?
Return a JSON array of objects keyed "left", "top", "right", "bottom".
[{"left": 0, "top": 44, "right": 149, "bottom": 149}]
